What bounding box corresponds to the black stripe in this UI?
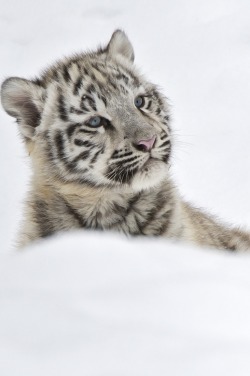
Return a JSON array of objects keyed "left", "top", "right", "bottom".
[
  {"left": 70, "top": 106, "right": 84, "bottom": 115},
  {"left": 91, "top": 62, "right": 100, "bottom": 71},
  {"left": 90, "top": 148, "right": 103, "bottom": 164},
  {"left": 58, "top": 94, "right": 68, "bottom": 121},
  {"left": 101, "top": 95, "right": 107, "bottom": 107},
  {"left": 125, "top": 193, "right": 142, "bottom": 216},
  {"left": 162, "top": 152, "right": 171, "bottom": 163},
  {"left": 124, "top": 160, "right": 140, "bottom": 170},
  {"left": 55, "top": 131, "right": 65, "bottom": 160},
  {"left": 62, "top": 65, "right": 71, "bottom": 82},
  {"left": 74, "top": 139, "right": 94, "bottom": 148},
  {"left": 160, "top": 140, "right": 171, "bottom": 149},
  {"left": 111, "top": 151, "right": 133, "bottom": 159},
  {"left": 119, "top": 85, "right": 129, "bottom": 95},
  {"left": 160, "top": 133, "right": 169, "bottom": 141},
  {"left": 105, "top": 163, "right": 138, "bottom": 184},
  {"left": 87, "top": 84, "right": 96, "bottom": 94},
  {"left": 154, "top": 210, "right": 172, "bottom": 235},
  {"left": 140, "top": 192, "right": 169, "bottom": 232},
  {"left": 80, "top": 102, "right": 90, "bottom": 113},
  {"left": 79, "top": 128, "right": 97, "bottom": 134},
  {"left": 52, "top": 70, "right": 59, "bottom": 82},
  {"left": 60, "top": 196, "right": 87, "bottom": 228},
  {"left": 83, "top": 67, "right": 89, "bottom": 76},
  {"left": 67, "top": 123, "right": 80, "bottom": 139},
  {"left": 87, "top": 97, "right": 97, "bottom": 111},
  {"left": 90, "top": 72, "right": 96, "bottom": 81},
  {"left": 107, "top": 193, "right": 143, "bottom": 230},
  {"left": 122, "top": 155, "right": 140, "bottom": 164},
  {"left": 131, "top": 214, "right": 144, "bottom": 235},
  {"left": 121, "top": 167, "right": 138, "bottom": 183},
  {"left": 108, "top": 79, "right": 116, "bottom": 90},
  {"left": 72, "top": 150, "right": 90, "bottom": 163},
  {"left": 122, "top": 74, "right": 129, "bottom": 84},
  {"left": 74, "top": 139, "right": 86, "bottom": 146},
  {"left": 146, "top": 100, "right": 152, "bottom": 110},
  {"left": 54, "top": 131, "right": 79, "bottom": 171},
  {"left": 33, "top": 199, "right": 54, "bottom": 238},
  {"left": 112, "top": 202, "right": 128, "bottom": 218},
  {"left": 74, "top": 77, "right": 82, "bottom": 95},
  {"left": 80, "top": 140, "right": 94, "bottom": 148},
  {"left": 113, "top": 149, "right": 123, "bottom": 155}
]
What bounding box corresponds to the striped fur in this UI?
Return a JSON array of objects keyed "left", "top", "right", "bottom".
[{"left": 1, "top": 30, "right": 250, "bottom": 250}]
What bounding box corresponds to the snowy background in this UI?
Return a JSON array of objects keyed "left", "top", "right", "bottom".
[{"left": 1, "top": 0, "right": 250, "bottom": 375}]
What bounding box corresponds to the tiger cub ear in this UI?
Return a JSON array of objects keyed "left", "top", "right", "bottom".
[
  {"left": 107, "top": 29, "right": 135, "bottom": 63},
  {"left": 1, "top": 77, "right": 45, "bottom": 139}
]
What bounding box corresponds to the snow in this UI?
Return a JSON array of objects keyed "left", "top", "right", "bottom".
[
  {"left": 2, "top": 232, "right": 250, "bottom": 376},
  {"left": 1, "top": 0, "right": 250, "bottom": 374}
]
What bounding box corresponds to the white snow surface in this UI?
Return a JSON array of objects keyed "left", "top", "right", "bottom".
[
  {"left": 2, "top": 232, "right": 250, "bottom": 376},
  {"left": 1, "top": 0, "right": 250, "bottom": 374}
]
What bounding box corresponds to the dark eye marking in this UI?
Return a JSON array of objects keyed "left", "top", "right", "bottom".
[
  {"left": 145, "top": 100, "right": 152, "bottom": 110},
  {"left": 79, "top": 128, "right": 97, "bottom": 134}
]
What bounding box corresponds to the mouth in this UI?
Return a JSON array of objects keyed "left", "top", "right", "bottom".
[
  {"left": 141, "top": 156, "right": 154, "bottom": 171},
  {"left": 105, "top": 151, "right": 170, "bottom": 186},
  {"left": 140, "top": 156, "right": 164, "bottom": 172},
  {"left": 130, "top": 154, "right": 170, "bottom": 191}
]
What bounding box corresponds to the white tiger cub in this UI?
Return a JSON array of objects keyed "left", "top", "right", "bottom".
[{"left": 1, "top": 30, "right": 250, "bottom": 250}]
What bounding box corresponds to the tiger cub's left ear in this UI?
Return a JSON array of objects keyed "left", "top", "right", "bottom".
[
  {"left": 107, "top": 29, "right": 135, "bottom": 63},
  {"left": 1, "top": 77, "right": 45, "bottom": 139}
]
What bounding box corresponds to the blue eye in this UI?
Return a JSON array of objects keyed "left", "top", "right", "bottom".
[
  {"left": 87, "top": 116, "right": 101, "bottom": 127},
  {"left": 134, "top": 96, "right": 145, "bottom": 108}
]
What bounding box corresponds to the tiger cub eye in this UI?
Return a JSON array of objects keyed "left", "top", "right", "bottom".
[
  {"left": 134, "top": 96, "right": 145, "bottom": 108},
  {"left": 87, "top": 116, "right": 101, "bottom": 127}
]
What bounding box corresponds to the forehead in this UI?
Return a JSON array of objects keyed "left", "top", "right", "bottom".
[{"left": 45, "top": 54, "right": 151, "bottom": 101}]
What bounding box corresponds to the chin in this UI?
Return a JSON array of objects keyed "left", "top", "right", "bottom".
[{"left": 130, "top": 159, "right": 169, "bottom": 192}]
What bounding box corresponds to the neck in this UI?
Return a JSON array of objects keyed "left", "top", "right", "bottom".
[{"left": 27, "top": 172, "right": 179, "bottom": 240}]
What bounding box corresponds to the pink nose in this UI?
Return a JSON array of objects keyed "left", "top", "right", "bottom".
[{"left": 137, "top": 135, "right": 156, "bottom": 152}]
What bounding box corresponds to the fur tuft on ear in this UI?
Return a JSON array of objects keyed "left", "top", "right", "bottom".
[
  {"left": 1, "top": 77, "right": 45, "bottom": 139},
  {"left": 107, "top": 30, "right": 134, "bottom": 62}
]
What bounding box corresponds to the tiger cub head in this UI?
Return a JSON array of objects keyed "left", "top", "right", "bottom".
[{"left": 1, "top": 30, "right": 172, "bottom": 191}]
